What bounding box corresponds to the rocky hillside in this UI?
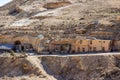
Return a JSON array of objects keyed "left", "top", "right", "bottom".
[
  {"left": 0, "top": 1, "right": 120, "bottom": 80},
  {"left": 0, "top": 0, "right": 119, "bottom": 39},
  {"left": 0, "top": 54, "right": 120, "bottom": 80},
  {"left": 41, "top": 54, "right": 120, "bottom": 80},
  {"left": 0, "top": 56, "right": 56, "bottom": 80},
  {"left": 0, "top": 0, "right": 120, "bottom": 25}
]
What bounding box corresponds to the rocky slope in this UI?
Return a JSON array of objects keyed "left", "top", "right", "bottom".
[
  {"left": 0, "top": 56, "right": 56, "bottom": 80},
  {"left": 1, "top": 54, "right": 120, "bottom": 80},
  {"left": 0, "top": 0, "right": 119, "bottom": 39},
  {"left": 41, "top": 54, "right": 120, "bottom": 80},
  {"left": 0, "top": 0, "right": 120, "bottom": 25},
  {"left": 0, "top": 0, "right": 120, "bottom": 40}
]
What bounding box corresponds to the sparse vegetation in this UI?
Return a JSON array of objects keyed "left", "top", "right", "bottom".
[{"left": 10, "top": 50, "right": 15, "bottom": 56}]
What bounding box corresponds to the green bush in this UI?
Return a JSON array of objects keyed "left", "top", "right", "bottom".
[{"left": 10, "top": 50, "right": 15, "bottom": 56}]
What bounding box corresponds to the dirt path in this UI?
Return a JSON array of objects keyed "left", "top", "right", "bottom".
[
  {"left": 26, "top": 56, "right": 57, "bottom": 80},
  {"left": 31, "top": 52, "right": 120, "bottom": 57}
]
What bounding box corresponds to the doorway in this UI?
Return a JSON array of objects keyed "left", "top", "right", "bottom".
[{"left": 13, "top": 40, "right": 22, "bottom": 52}]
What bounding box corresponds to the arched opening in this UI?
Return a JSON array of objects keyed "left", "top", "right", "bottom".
[
  {"left": 14, "top": 40, "right": 21, "bottom": 45},
  {"left": 12, "top": 40, "right": 35, "bottom": 53},
  {"left": 60, "top": 43, "right": 71, "bottom": 54},
  {"left": 12, "top": 40, "right": 22, "bottom": 52},
  {"left": 22, "top": 43, "right": 34, "bottom": 53}
]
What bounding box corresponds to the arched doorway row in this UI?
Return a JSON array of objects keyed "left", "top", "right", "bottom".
[{"left": 12, "top": 40, "right": 34, "bottom": 53}]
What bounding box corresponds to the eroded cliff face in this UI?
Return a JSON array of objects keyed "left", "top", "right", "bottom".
[
  {"left": 0, "top": 54, "right": 120, "bottom": 80},
  {"left": 41, "top": 55, "right": 120, "bottom": 80},
  {"left": 0, "top": 56, "right": 56, "bottom": 80}
]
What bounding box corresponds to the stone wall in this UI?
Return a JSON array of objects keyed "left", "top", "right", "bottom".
[{"left": 0, "top": 35, "right": 41, "bottom": 52}]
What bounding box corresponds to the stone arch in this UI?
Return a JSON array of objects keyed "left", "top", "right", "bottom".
[
  {"left": 12, "top": 40, "right": 22, "bottom": 52},
  {"left": 14, "top": 40, "right": 21, "bottom": 45}
]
